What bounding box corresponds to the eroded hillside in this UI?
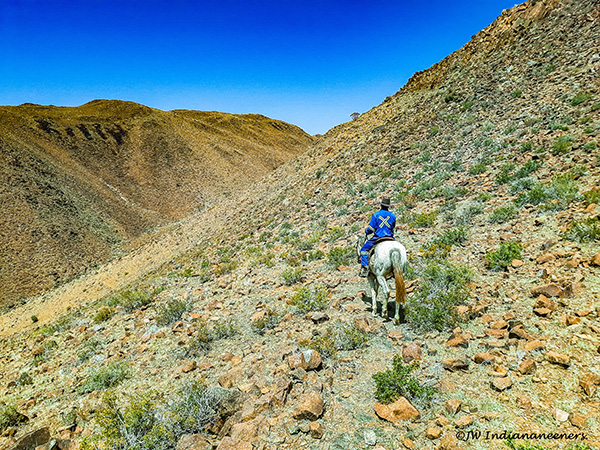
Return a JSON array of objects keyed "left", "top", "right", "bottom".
[
  {"left": 1, "top": 1, "right": 599, "bottom": 450},
  {"left": 0, "top": 101, "right": 313, "bottom": 306}
]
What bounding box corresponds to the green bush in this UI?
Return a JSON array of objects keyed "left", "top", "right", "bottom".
[
  {"left": 280, "top": 267, "right": 304, "bottom": 285},
  {"left": 404, "top": 210, "right": 438, "bottom": 228},
  {"left": 405, "top": 260, "right": 472, "bottom": 330},
  {"left": 251, "top": 308, "right": 282, "bottom": 335},
  {"left": 486, "top": 242, "right": 522, "bottom": 271},
  {"left": 583, "top": 189, "right": 600, "bottom": 206},
  {"left": 156, "top": 299, "right": 189, "bottom": 326},
  {"left": 79, "top": 360, "right": 130, "bottom": 394},
  {"left": 290, "top": 286, "right": 329, "bottom": 313},
  {"left": 468, "top": 163, "right": 487, "bottom": 175},
  {"left": 211, "top": 318, "right": 239, "bottom": 339},
  {"left": 15, "top": 372, "right": 33, "bottom": 386},
  {"left": 84, "top": 383, "right": 235, "bottom": 450},
  {"left": 299, "top": 321, "right": 369, "bottom": 359},
  {"left": 93, "top": 307, "right": 115, "bottom": 324},
  {"left": 515, "top": 175, "right": 579, "bottom": 211},
  {"left": 552, "top": 135, "right": 573, "bottom": 155},
  {"left": 373, "top": 355, "right": 436, "bottom": 405},
  {"left": 489, "top": 205, "right": 518, "bottom": 224},
  {"left": 109, "top": 287, "right": 164, "bottom": 312},
  {"left": 327, "top": 247, "right": 355, "bottom": 267},
  {"left": 436, "top": 226, "right": 469, "bottom": 246},
  {"left": 77, "top": 337, "right": 103, "bottom": 362},
  {"left": 0, "top": 403, "right": 27, "bottom": 433},
  {"left": 326, "top": 227, "right": 345, "bottom": 242},
  {"left": 564, "top": 217, "right": 600, "bottom": 242},
  {"left": 184, "top": 320, "right": 214, "bottom": 356},
  {"left": 571, "top": 92, "right": 592, "bottom": 106}
]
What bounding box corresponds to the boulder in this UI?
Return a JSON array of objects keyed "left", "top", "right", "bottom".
[
  {"left": 530, "top": 284, "right": 563, "bottom": 298},
  {"left": 215, "top": 437, "right": 252, "bottom": 450},
  {"left": 9, "top": 428, "right": 50, "bottom": 450},
  {"left": 373, "top": 397, "right": 420, "bottom": 423},
  {"left": 292, "top": 392, "right": 324, "bottom": 420},
  {"left": 546, "top": 351, "right": 570, "bottom": 367},
  {"left": 176, "top": 434, "right": 212, "bottom": 450},
  {"left": 402, "top": 343, "right": 422, "bottom": 363}
]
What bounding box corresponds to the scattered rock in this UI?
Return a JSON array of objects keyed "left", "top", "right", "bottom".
[
  {"left": 373, "top": 397, "right": 420, "bottom": 423},
  {"left": 425, "top": 427, "right": 443, "bottom": 439},
  {"left": 491, "top": 377, "right": 512, "bottom": 391},
  {"left": 387, "top": 330, "right": 403, "bottom": 342},
  {"left": 310, "top": 312, "right": 329, "bottom": 324},
  {"left": 518, "top": 359, "right": 536, "bottom": 375},
  {"left": 308, "top": 421, "right": 323, "bottom": 439},
  {"left": 292, "top": 392, "right": 324, "bottom": 420},
  {"left": 402, "top": 343, "right": 422, "bottom": 363},
  {"left": 442, "top": 358, "right": 469, "bottom": 372},
  {"left": 579, "top": 373, "right": 600, "bottom": 396},
  {"left": 531, "top": 284, "right": 563, "bottom": 298},
  {"left": 454, "top": 415, "right": 474, "bottom": 428},
  {"left": 179, "top": 360, "right": 197, "bottom": 373},
  {"left": 9, "top": 427, "right": 50, "bottom": 450},
  {"left": 569, "top": 413, "right": 587, "bottom": 428},
  {"left": 288, "top": 350, "right": 322, "bottom": 371},
  {"left": 363, "top": 429, "right": 377, "bottom": 446},
  {"left": 554, "top": 408, "right": 569, "bottom": 422},
  {"left": 445, "top": 398, "right": 462, "bottom": 415},
  {"left": 590, "top": 251, "right": 600, "bottom": 266},
  {"left": 473, "top": 352, "right": 496, "bottom": 364},
  {"left": 546, "top": 351, "right": 571, "bottom": 367},
  {"left": 176, "top": 434, "right": 213, "bottom": 450},
  {"left": 524, "top": 340, "right": 545, "bottom": 352},
  {"left": 215, "top": 437, "right": 252, "bottom": 450},
  {"left": 445, "top": 333, "right": 468, "bottom": 348}
]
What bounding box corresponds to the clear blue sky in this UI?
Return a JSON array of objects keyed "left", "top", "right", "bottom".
[{"left": 0, "top": 1, "right": 518, "bottom": 135}]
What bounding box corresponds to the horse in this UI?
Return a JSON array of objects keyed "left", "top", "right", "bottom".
[{"left": 356, "top": 236, "right": 408, "bottom": 324}]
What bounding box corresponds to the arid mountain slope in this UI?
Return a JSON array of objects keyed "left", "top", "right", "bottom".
[
  {"left": 0, "top": 100, "right": 313, "bottom": 306},
  {"left": 1, "top": 1, "right": 599, "bottom": 449}
]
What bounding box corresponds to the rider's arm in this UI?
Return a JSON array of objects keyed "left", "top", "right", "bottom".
[{"left": 366, "top": 214, "right": 377, "bottom": 235}]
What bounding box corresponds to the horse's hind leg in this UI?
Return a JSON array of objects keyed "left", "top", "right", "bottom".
[
  {"left": 368, "top": 274, "right": 378, "bottom": 316},
  {"left": 376, "top": 275, "right": 389, "bottom": 319}
]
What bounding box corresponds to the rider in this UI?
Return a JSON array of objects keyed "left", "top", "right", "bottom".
[{"left": 359, "top": 197, "right": 396, "bottom": 277}]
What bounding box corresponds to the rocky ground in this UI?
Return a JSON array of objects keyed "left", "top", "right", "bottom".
[{"left": 1, "top": 0, "right": 600, "bottom": 449}]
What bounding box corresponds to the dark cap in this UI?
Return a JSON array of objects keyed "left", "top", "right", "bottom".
[{"left": 380, "top": 197, "right": 391, "bottom": 208}]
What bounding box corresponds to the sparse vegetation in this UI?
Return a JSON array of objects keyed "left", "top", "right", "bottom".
[
  {"left": 108, "top": 287, "right": 164, "bottom": 312},
  {"left": 486, "top": 242, "right": 522, "bottom": 271},
  {"left": 280, "top": 267, "right": 304, "bottom": 285},
  {"left": 406, "top": 260, "right": 472, "bottom": 330},
  {"left": 290, "top": 286, "right": 329, "bottom": 313},
  {"left": 564, "top": 217, "right": 600, "bottom": 242},
  {"left": 299, "top": 320, "right": 369, "bottom": 359},
  {"left": 155, "top": 299, "right": 189, "bottom": 326},
  {"left": 0, "top": 403, "right": 26, "bottom": 433},
  {"left": 489, "top": 205, "right": 518, "bottom": 224},
  {"left": 93, "top": 306, "right": 115, "bottom": 324},
  {"left": 373, "top": 355, "right": 436, "bottom": 404},
  {"left": 327, "top": 246, "right": 355, "bottom": 267},
  {"left": 251, "top": 308, "right": 282, "bottom": 335},
  {"left": 79, "top": 360, "right": 130, "bottom": 394}
]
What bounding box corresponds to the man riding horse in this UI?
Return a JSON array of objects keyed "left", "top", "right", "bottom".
[{"left": 359, "top": 197, "right": 396, "bottom": 277}]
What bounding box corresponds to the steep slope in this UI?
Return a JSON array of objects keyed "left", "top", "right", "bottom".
[
  {"left": 1, "top": 1, "right": 599, "bottom": 449},
  {"left": 0, "top": 100, "right": 313, "bottom": 306}
]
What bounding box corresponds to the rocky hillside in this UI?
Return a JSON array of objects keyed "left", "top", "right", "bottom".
[
  {"left": 0, "top": 101, "right": 313, "bottom": 307},
  {"left": 1, "top": 0, "right": 599, "bottom": 450}
]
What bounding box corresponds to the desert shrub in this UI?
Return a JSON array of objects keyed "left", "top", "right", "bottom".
[
  {"left": 583, "top": 189, "right": 600, "bottom": 206},
  {"left": 436, "top": 226, "right": 469, "bottom": 247},
  {"left": 403, "top": 210, "right": 438, "bottom": 228},
  {"left": 0, "top": 403, "right": 27, "bottom": 433},
  {"left": 33, "top": 339, "right": 58, "bottom": 366},
  {"left": 489, "top": 205, "right": 518, "bottom": 224},
  {"left": 486, "top": 242, "right": 522, "bottom": 271},
  {"left": 15, "top": 372, "right": 33, "bottom": 386},
  {"left": 451, "top": 201, "right": 483, "bottom": 225},
  {"left": 31, "top": 315, "right": 38, "bottom": 323},
  {"left": 280, "top": 267, "right": 304, "bottom": 285},
  {"left": 290, "top": 286, "right": 329, "bottom": 313},
  {"left": 251, "top": 308, "right": 282, "bottom": 335},
  {"left": 327, "top": 247, "right": 355, "bottom": 267},
  {"left": 515, "top": 160, "right": 541, "bottom": 178},
  {"left": 496, "top": 163, "right": 516, "bottom": 184},
  {"left": 183, "top": 320, "right": 214, "bottom": 356},
  {"left": 373, "top": 355, "right": 436, "bottom": 405},
  {"left": 93, "top": 307, "right": 115, "bottom": 324},
  {"left": 515, "top": 175, "right": 579, "bottom": 210},
  {"left": 211, "top": 318, "right": 239, "bottom": 340},
  {"left": 469, "top": 163, "right": 487, "bottom": 175},
  {"left": 326, "top": 227, "right": 345, "bottom": 242},
  {"left": 420, "top": 242, "right": 452, "bottom": 261},
  {"left": 405, "top": 260, "right": 472, "bottom": 330},
  {"left": 77, "top": 337, "right": 103, "bottom": 363},
  {"left": 213, "top": 261, "right": 238, "bottom": 276},
  {"left": 79, "top": 360, "right": 130, "bottom": 394},
  {"left": 299, "top": 321, "right": 369, "bottom": 359},
  {"left": 84, "top": 383, "right": 235, "bottom": 450},
  {"left": 156, "top": 299, "right": 189, "bottom": 326},
  {"left": 551, "top": 135, "right": 573, "bottom": 155},
  {"left": 109, "top": 287, "right": 164, "bottom": 312},
  {"left": 564, "top": 217, "right": 600, "bottom": 242},
  {"left": 571, "top": 92, "right": 592, "bottom": 106}
]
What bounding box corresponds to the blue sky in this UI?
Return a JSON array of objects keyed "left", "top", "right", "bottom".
[{"left": 0, "top": 1, "right": 518, "bottom": 135}]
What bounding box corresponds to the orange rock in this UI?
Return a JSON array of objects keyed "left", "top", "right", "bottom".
[
  {"left": 373, "top": 397, "right": 420, "bottom": 423},
  {"left": 591, "top": 251, "right": 600, "bottom": 266},
  {"left": 531, "top": 283, "right": 563, "bottom": 298},
  {"left": 293, "top": 392, "right": 324, "bottom": 420}
]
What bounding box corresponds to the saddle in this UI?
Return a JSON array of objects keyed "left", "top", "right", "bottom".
[{"left": 368, "top": 236, "right": 395, "bottom": 258}]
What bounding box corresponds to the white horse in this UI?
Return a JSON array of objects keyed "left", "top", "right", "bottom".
[{"left": 356, "top": 236, "right": 408, "bottom": 324}]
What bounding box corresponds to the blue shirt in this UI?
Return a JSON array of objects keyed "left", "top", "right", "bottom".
[{"left": 366, "top": 209, "right": 396, "bottom": 238}]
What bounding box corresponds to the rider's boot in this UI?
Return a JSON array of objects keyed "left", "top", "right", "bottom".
[{"left": 359, "top": 266, "right": 369, "bottom": 278}]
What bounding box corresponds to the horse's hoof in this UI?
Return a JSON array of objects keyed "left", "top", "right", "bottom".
[{"left": 394, "top": 319, "right": 400, "bottom": 325}]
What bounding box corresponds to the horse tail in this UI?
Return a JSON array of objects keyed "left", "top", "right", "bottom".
[{"left": 390, "top": 248, "right": 406, "bottom": 305}]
